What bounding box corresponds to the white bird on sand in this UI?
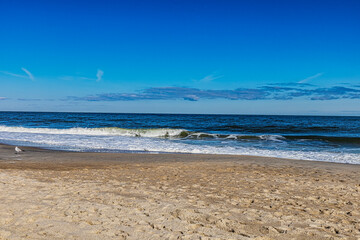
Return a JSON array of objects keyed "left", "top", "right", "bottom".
[{"left": 15, "top": 146, "right": 23, "bottom": 154}]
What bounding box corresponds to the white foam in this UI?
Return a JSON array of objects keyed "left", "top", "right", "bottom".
[
  {"left": 0, "top": 128, "right": 359, "bottom": 164},
  {"left": 0, "top": 126, "right": 185, "bottom": 138},
  {"left": 259, "top": 135, "right": 286, "bottom": 142},
  {"left": 225, "top": 135, "right": 237, "bottom": 139}
]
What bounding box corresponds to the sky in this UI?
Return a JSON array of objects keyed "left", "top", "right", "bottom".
[{"left": 0, "top": 0, "right": 359, "bottom": 115}]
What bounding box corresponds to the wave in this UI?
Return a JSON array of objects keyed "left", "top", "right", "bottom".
[
  {"left": 0, "top": 125, "right": 359, "bottom": 145},
  {"left": 0, "top": 126, "right": 300, "bottom": 142},
  {"left": 0, "top": 126, "right": 187, "bottom": 138},
  {"left": 1, "top": 125, "right": 359, "bottom": 164},
  {"left": 181, "top": 133, "right": 360, "bottom": 145},
  {"left": 202, "top": 125, "right": 346, "bottom": 133},
  {"left": 284, "top": 135, "right": 360, "bottom": 145},
  {"left": 1, "top": 132, "right": 359, "bottom": 164}
]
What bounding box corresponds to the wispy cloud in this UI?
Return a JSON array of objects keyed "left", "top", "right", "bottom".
[
  {"left": 68, "top": 84, "right": 360, "bottom": 102},
  {"left": 198, "top": 74, "right": 223, "bottom": 83},
  {"left": 0, "top": 97, "right": 7, "bottom": 100},
  {"left": 268, "top": 82, "right": 315, "bottom": 87},
  {"left": 0, "top": 70, "right": 27, "bottom": 79},
  {"left": 17, "top": 98, "right": 42, "bottom": 101},
  {"left": 96, "top": 69, "right": 104, "bottom": 82},
  {"left": 298, "top": 73, "right": 323, "bottom": 84},
  {"left": 0, "top": 68, "right": 34, "bottom": 80},
  {"left": 21, "top": 68, "right": 35, "bottom": 81},
  {"left": 59, "top": 69, "right": 104, "bottom": 82}
]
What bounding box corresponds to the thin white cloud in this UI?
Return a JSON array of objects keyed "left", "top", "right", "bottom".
[
  {"left": 60, "top": 69, "right": 104, "bottom": 82},
  {"left": 199, "top": 74, "right": 223, "bottom": 83},
  {"left": 21, "top": 67, "right": 34, "bottom": 80},
  {"left": 96, "top": 69, "right": 104, "bottom": 82},
  {"left": 0, "top": 68, "right": 34, "bottom": 80},
  {"left": 0, "top": 70, "right": 28, "bottom": 79},
  {"left": 0, "top": 97, "right": 7, "bottom": 100},
  {"left": 59, "top": 76, "right": 93, "bottom": 81},
  {"left": 298, "top": 73, "right": 323, "bottom": 84}
]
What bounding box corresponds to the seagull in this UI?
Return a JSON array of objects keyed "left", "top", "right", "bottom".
[{"left": 15, "top": 146, "right": 23, "bottom": 154}]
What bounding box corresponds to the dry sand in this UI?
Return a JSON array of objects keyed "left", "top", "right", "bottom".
[{"left": 0, "top": 144, "right": 360, "bottom": 239}]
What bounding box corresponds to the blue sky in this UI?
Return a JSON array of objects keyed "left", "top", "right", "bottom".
[{"left": 0, "top": 0, "right": 359, "bottom": 115}]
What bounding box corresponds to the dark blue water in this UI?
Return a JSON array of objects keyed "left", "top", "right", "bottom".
[{"left": 0, "top": 112, "right": 359, "bottom": 163}]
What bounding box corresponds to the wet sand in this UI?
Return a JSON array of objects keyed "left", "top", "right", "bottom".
[{"left": 0, "top": 144, "right": 360, "bottom": 239}]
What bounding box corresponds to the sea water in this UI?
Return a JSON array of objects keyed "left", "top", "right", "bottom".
[{"left": 0, "top": 112, "right": 359, "bottom": 164}]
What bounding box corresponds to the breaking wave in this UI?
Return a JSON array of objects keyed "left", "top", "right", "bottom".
[
  {"left": 0, "top": 126, "right": 186, "bottom": 138},
  {"left": 1, "top": 126, "right": 360, "bottom": 145},
  {"left": 1, "top": 125, "right": 360, "bottom": 164}
]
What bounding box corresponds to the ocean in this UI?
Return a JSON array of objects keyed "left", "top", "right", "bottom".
[{"left": 0, "top": 112, "right": 359, "bottom": 164}]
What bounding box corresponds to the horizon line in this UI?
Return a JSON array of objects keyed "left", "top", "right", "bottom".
[{"left": 0, "top": 110, "right": 358, "bottom": 117}]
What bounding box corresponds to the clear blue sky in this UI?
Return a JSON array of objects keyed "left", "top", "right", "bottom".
[{"left": 1, "top": 0, "right": 359, "bottom": 115}]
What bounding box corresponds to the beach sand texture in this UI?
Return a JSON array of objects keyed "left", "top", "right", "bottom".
[{"left": 0, "top": 144, "right": 360, "bottom": 239}]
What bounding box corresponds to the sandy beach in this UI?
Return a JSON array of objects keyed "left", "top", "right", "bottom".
[{"left": 0, "top": 144, "right": 359, "bottom": 239}]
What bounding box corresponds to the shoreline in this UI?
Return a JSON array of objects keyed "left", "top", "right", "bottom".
[
  {"left": 1, "top": 143, "right": 360, "bottom": 239},
  {"left": 1, "top": 143, "right": 360, "bottom": 168}
]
